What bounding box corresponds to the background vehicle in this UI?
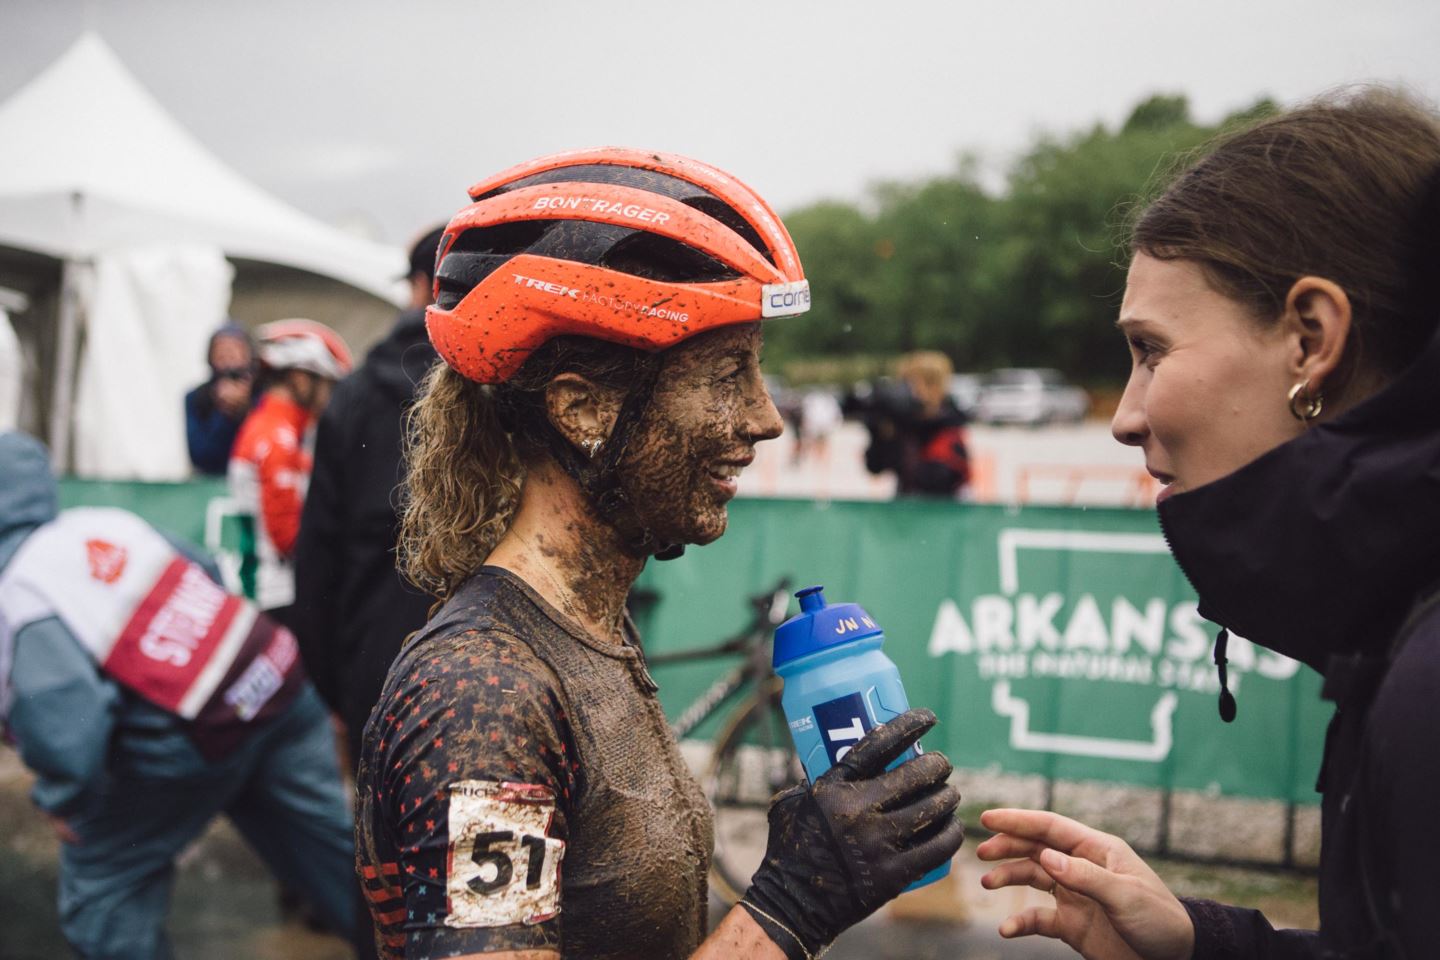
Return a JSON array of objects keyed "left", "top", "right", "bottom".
[
  {"left": 974, "top": 367, "right": 1089, "bottom": 425},
  {"left": 947, "top": 373, "right": 982, "bottom": 418}
]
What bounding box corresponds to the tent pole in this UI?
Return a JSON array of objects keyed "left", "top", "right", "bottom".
[
  {"left": 49, "top": 257, "right": 82, "bottom": 472},
  {"left": 49, "top": 190, "right": 87, "bottom": 473}
]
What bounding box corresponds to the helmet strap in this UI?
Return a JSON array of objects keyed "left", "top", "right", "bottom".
[{"left": 540, "top": 356, "right": 686, "bottom": 562}]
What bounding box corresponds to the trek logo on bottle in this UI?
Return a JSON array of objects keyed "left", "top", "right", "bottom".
[{"left": 813, "top": 692, "right": 873, "bottom": 765}]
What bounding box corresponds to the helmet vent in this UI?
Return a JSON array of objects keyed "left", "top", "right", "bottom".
[
  {"left": 433, "top": 222, "right": 553, "bottom": 309},
  {"left": 476, "top": 163, "right": 777, "bottom": 268},
  {"left": 679, "top": 196, "right": 776, "bottom": 268},
  {"left": 450, "top": 220, "right": 551, "bottom": 256},
  {"left": 476, "top": 164, "right": 699, "bottom": 204},
  {"left": 601, "top": 231, "right": 738, "bottom": 283}
]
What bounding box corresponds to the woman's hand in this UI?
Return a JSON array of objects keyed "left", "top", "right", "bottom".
[{"left": 976, "top": 808, "right": 1194, "bottom": 960}]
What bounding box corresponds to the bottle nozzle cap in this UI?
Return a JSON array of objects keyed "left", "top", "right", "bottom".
[
  {"left": 774, "top": 584, "right": 883, "bottom": 668},
  {"left": 796, "top": 585, "right": 826, "bottom": 613}
]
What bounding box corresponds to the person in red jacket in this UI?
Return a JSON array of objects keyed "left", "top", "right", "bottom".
[{"left": 229, "top": 319, "right": 352, "bottom": 625}]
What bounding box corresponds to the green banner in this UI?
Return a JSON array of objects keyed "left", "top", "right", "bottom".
[
  {"left": 635, "top": 498, "right": 1327, "bottom": 805},
  {"left": 54, "top": 481, "right": 1326, "bottom": 803},
  {"left": 58, "top": 477, "right": 256, "bottom": 597},
  {"left": 58, "top": 477, "right": 227, "bottom": 547}
]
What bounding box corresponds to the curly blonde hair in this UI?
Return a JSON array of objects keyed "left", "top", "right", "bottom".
[
  {"left": 399, "top": 337, "right": 652, "bottom": 601},
  {"left": 398, "top": 363, "right": 524, "bottom": 600}
]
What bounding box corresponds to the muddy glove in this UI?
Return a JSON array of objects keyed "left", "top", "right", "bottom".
[{"left": 739, "top": 708, "right": 964, "bottom": 960}]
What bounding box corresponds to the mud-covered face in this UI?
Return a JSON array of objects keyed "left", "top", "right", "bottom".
[{"left": 618, "top": 324, "right": 783, "bottom": 546}]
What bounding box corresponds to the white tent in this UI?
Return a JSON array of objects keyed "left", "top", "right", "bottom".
[
  {"left": 0, "top": 33, "right": 406, "bottom": 299},
  {"left": 0, "top": 33, "right": 407, "bottom": 474}
]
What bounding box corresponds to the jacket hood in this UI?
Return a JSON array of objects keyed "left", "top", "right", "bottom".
[
  {"left": 0, "top": 432, "right": 59, "bottom": 550},
  {"left": 1158, "top": 321, "right": 1440, "bottom": 674},
  {"left": 363, "top": 308, "right": 439, "bottom": 403}
]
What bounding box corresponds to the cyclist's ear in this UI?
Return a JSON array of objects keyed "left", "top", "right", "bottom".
[{"left": 544, "top": 373, "right": 622, "bottom": 453}]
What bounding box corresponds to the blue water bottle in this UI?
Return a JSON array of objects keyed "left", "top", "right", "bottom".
[{"left": 772, "top": 584, "right": 950, "bottom": 890}]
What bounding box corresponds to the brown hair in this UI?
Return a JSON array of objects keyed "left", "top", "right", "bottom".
[
  {"left": 399, "top": 337, "right": 648, "bottom": 600},
  {"left": 1131, "top": 87, "right": 1440, "bottom": 389}
]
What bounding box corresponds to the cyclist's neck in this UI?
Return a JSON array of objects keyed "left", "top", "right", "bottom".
[{"left": 486, "top": 459, "right": 643, "bottom": 645}]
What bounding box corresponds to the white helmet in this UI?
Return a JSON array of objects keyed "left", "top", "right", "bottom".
[{"left": 255, "top": 319, "right": 353, "bottom": 380}]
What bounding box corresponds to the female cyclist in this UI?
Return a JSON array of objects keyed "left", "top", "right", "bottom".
[
  {"left": 354, "top": 149, "right": 964, "bottom": 960},
  {"left": 978, "top": 89, "right": 1440, "bottom": 959}
]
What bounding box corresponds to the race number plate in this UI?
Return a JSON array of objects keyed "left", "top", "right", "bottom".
[{"left": 445, "top": 780, "right": 566, "bottom": 927}]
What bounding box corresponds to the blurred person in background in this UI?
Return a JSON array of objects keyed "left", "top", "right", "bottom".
[
  {"left": 854, "top": 349, "right": 970, "bottom": 496},
  {"left": 294, "top": 225, "right": 443, "bottom": 959},
  {"left": 184, "top": 323, "right": 254, "bottom": 476},
  {"left": 356, "top": 148, "right": 963, "bottom": 960},
  {"left": 0, "top": 431, "right": 355, "bottom": 959},
  {"left": 978, "top": 90, "right": 1440, "bottom": 959},
  {"left": 294, "top": 225, "right": 442, "bottom": 764},
  {"left": 228, "top": 320, "right": 352, "bottom": 629},
  {"left": 793, "top": 386, "right": 842, "bottom": 465}
]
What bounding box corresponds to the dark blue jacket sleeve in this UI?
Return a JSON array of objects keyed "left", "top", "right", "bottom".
[
  {"left": 185, "top": 385, "right": 239, "bottom": 476},
  {"left": 1183, "top": 898, "right": 1320, "bottom": 959}
]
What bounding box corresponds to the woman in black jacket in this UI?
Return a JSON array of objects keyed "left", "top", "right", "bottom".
[{"left": 977, "top": 89, "right": 1440, "bottom": 958}]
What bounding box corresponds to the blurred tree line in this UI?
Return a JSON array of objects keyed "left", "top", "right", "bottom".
[{"left": 767, "top": 93, "right": 1276, "bottom": 386}]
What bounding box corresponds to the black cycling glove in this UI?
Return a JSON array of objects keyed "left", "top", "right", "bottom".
[{"left": 740, "top": 708, "right": 965, "bottom": 959}]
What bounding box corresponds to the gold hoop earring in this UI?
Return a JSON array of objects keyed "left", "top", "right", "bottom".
[{"left": 1288, "top": 380, "right": 1323, "bottom": 421}]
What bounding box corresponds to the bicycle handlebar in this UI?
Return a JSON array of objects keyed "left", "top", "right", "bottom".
[{"left": 645, "top": 576, "right": 793, "bottom": 665}]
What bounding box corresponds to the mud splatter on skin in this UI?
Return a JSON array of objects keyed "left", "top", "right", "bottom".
[
  {"left": 617, "top": 323, "right": 783, "bottom": 546},
  {"left": 499, "top": 461, "right": 641, "bottom": 642},
  {"left": 498, "top": 323, "right": 782, "bottom": 642}
]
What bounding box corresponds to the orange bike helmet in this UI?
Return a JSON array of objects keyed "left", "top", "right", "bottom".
[{"left": 426, "top": 147, "right": 810, "bottom": 384}]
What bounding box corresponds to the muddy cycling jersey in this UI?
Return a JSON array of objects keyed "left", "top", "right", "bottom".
[{"left": 356, "top": 567, "right": 713, "bottom": 960}]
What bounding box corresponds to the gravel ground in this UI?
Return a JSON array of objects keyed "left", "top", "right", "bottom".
[{"left": 0, "top": 750, "right": 352, "bottom": 960}]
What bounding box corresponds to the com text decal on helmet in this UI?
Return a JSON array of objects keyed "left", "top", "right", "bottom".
[
  {"left": 256, "top": 319, "right": 354, "bottom": 381},
  {"left": 426, "top": 147, "right": 810, "bottom": 384}
]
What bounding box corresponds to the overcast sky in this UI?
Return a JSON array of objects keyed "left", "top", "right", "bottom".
[{"left": 3, "top": 0, "right": 1438, "bottom": 247}]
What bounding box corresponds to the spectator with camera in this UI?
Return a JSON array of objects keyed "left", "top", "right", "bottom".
[
  {"left": 184, "top": 323, "right": 255, "bottom": 476},
  {"left": 855, "top": 350, "right": 971, "bottom": 497}
]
